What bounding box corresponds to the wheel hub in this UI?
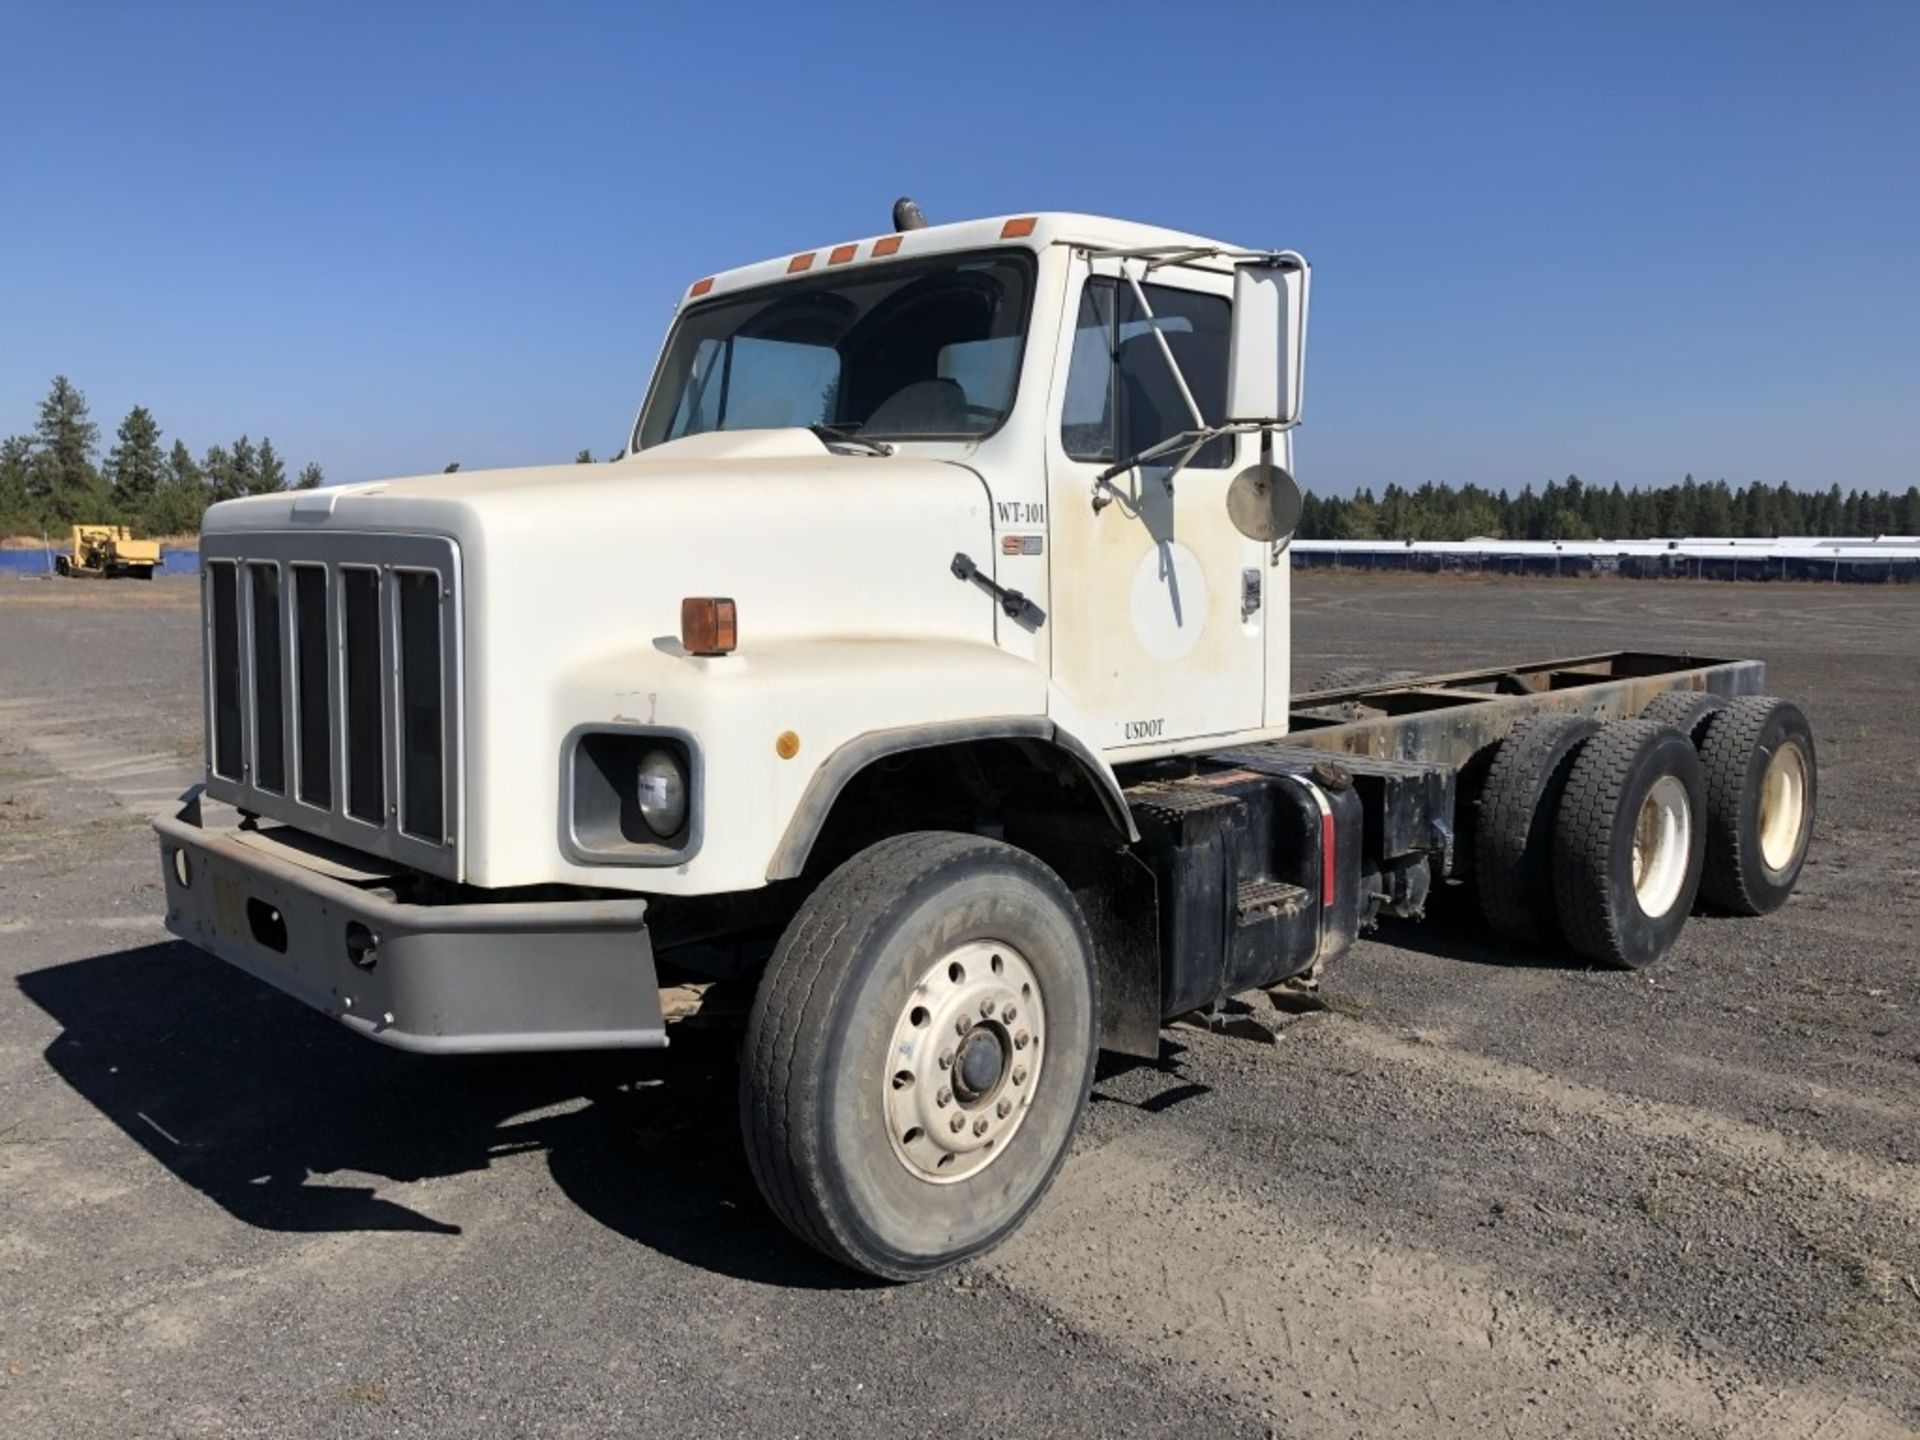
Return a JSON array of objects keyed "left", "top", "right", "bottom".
[
  {"left": 1757, "top": 743, "right": 1808, "bottom": 874},
  {"left": 884, "top": 939, "right": 1045, "bottom": 1184},
  {"left": 952, "top": 1026, "right": 1007, "bottom": 1102},
  {"left": 1631, "top": 774, "right": 1692, "bottom": 919}
]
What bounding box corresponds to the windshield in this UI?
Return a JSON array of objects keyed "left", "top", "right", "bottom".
[{"left": 635, "top": 250, "right": 1035, "bottom": 450}]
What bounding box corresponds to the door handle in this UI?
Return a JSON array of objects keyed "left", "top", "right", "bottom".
[{"left": 952, "top": 553, "right": 1046, "bottom": 627}]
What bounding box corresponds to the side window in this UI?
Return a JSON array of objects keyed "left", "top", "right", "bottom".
[{"left": 1059, "top": 277, "right": 1233, "bottom": 469}]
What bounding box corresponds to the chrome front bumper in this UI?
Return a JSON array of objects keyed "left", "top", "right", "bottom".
[{"left": 155, "top": 789, "right": 665, "bottom": 1053}]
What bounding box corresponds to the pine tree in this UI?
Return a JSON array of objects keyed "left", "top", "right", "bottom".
[
  {"left": 29, "top": 375, "right": 104, "bottom": 523},
  {"left": 144, "top": 441, "right": 208, "bottom": 535},
  {"left": 575, "top": 449, "right": 594, "bottom": 464},
  {"left": 228, "top": 436, "right": 259, "bottom": 499},
  {"left": 166, "top": 440, "right": 201, "bottom": 493},
  {"left": 1773, "top": 481, "right": 1800, "bottom": 535},
  {"left": 1341, "top": 488, "right": 1379, "bottom": 539},
  {"left": 295, "top": 462, "right": 324, "bottom": 490},
  {"left": 1696, "top": 479, "right": 1735, "bottom": 536},
  {"left": 254, "top": 436, "right": 287, "bottom": 494},
  {"left": 105, "top": 406, "right": 167, "bottom": 516},
  {"left": 0, "top": 435, "right": 34, "bottom": 529},
  {"left": 201, "top": 443, "right": 234, "bottom": 501}
]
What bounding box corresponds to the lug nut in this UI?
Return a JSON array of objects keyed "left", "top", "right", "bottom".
[
  {"left": 996, "top": 1098, "right": 1012, "bottom": 1118},
  {"left": 950, "top": 1114, "right": 966, "bottom": 1134},
  {"left": 1003, "top": 1004, "right": 1017, "bottom": 1023},
  {"left": 1012, "top": 1066, "right": 1027, "bottom": 1085},
  {"left": 972, "top": 1117, "right": 990, "bottom": 1136},
  {"left": 980, "top": 998, "right": 996, "bottom": 1018},
  {"left": 938, "top": 1049, "right": 954, "bottom": 1070},
  {"left": 1014, "top": 1030, "right": 1029, "bottom": 1050},
  {"left": 955, "top": 1016, "right": 973, "bottom": 1036},
  {"left": 936, "top": 1087, "right": 952, "bottom": 1107}
]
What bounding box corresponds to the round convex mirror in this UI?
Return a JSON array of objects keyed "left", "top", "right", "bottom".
[{"left": 1226, "top": 462, "right": 1303, "bottom": 543}]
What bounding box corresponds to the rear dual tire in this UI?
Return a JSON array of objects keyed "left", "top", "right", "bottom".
[
  {"left": 1474, "top": 712, "right": 1602, "bottom": 944},
  {"left": 1637, "top": 689, "right": 1724, "bottom": 743},
  {"left": 1551, "top": 720, "right": 1707, "bottom": 969},
  {"left": 1697, "top": 697, "right": 1816, "bottom": 915}
]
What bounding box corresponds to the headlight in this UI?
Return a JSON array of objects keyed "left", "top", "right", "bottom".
[
  {"left": 634, "top": 748, "right": 688, "bottom": 837},
  {"left": 567, "top": 730, "right": 698, "bottom": 861}
]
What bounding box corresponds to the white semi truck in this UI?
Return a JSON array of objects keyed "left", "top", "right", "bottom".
[{"left": 156, "top": 206, "right": 1817, "bottom": 1279}]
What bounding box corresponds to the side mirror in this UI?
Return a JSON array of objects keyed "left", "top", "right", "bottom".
[
  {"left": 1226, "top": 462, "right": 1302, "bottom": 543},
  {"left": 1225, "top": 257, "right": 1310, "bottom": 427}
]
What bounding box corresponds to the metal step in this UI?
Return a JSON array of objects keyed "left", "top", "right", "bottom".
[
  {"left": 1125, "top": 778, "right": 1245, "bottom": 825},
  {"left": 1236, "top": 878, "right": 1310, "bottom": 919}
]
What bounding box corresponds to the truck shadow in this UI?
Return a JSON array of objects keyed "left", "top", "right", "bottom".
[
  {"left": 1369, "top": 886, "right": 1601, "bottom": 971},
  {"left": 16, "top": 941, "right": 866, "bottom": 1291}
]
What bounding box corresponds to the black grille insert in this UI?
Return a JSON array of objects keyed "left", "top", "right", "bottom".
[
  {"left": 342, "top": 568, "right": 384, "bottom": 824},
  {"left": 293, "top": 565, "right": 331, "bottom": 807},
  {"left": 397, "top": 571, "right": 444, "bottom": 841},
  {"left": 249, "top": 564, "right": 286, "bottom": 793},
  {"left": 210, "top": 563, "right": 243, "bottom": 779}
]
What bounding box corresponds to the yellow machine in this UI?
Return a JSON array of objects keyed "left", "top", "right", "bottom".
[{"left": 56, "top": 524, "right": 163, "bottom": 580}]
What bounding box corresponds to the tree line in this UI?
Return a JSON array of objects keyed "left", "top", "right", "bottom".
[
  {"left": 1298, "top": 475, "right": 1920, "bottom": 543},
  {"left": 7, "top": 373, "right": 1916, "bottom": 544},
  {"left": 0, "top": 375, "right": 612, "bottom": 539},
  {"left": 0, "top": 375, "right": 325, "bottom": 537}
]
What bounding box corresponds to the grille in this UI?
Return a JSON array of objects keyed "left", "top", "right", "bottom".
[{"left": 202, "top": 533, "right": 461, "bottom": 878}]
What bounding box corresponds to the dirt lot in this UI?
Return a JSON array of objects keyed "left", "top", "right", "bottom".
[{"left": 2, "top": 570, "right": 1917, "bottom": 1439}]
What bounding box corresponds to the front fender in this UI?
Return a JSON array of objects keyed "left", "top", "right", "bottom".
[
  {"left": 765, "top": 711, "right": 1137, "bottom": 882},
  {"left": 516, "top": 637, "right": 1075, "bottom": 895}
]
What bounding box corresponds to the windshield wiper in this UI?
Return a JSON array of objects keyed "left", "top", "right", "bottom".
[{"left": 809, "top": 423, "right": 895, "bottom": 457}]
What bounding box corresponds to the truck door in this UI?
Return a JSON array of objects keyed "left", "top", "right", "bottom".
[{"left": 1045, "top": 256, "right": 1269, "bottom": 754}]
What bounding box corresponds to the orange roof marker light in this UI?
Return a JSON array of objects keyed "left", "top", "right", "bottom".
[
  {"left": 688, "top": 277, "right": 714, "bottom": 297},
  {"left": 827, "top": 243, "right": 858, "bottom": 265},
  {"left": 1000, "top": 216, "right": 1038, "bottom": 239},
  {"left": 871, "top": 234, "right": 903, "bottom": 257},
  {"left": 788, "top": 252, "right": 815, "bottom": 273}
]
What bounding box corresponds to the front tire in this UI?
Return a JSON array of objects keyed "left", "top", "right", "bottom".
[{"left": 741, "top": 832, "right": 1098, "bottom": 1280}]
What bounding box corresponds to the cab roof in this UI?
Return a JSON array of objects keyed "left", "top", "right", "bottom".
[{"left": 681, "top": 212, "right": 1244, "bottom": 307}]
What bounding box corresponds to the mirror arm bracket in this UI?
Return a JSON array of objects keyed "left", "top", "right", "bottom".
[{"left": 1095, "top": 421, "right": 1272, "bottom": 487}]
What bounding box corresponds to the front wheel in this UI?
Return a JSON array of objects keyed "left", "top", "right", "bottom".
[{"left": 741, "top": 832, "right": 1098, "bottom": 1280}]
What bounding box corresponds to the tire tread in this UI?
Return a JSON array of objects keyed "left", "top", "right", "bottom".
[
  {"left": 1638, "top": 689, "right": 1725, "bottom": 743},
  {"left": 1697, "top": 696, "right": 1810, "bottom": 915},
  {"left": 742, "top": 831, "right": 1080, "bottom": 1277},
  {"left": 1550, "top": 718, "right": 1703, "bottom": 967},
  {"left": 1475, "top": 712, "right": 1600, "bottom": 944}
]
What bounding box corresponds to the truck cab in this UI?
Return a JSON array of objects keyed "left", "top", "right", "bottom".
[{"left": 156, "top": 208, "right": 1815, "bottom": 1281}]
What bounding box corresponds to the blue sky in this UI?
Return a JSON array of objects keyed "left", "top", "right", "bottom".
[{"left": 1, "top": 1, "right": 1914, "bottom": 495}]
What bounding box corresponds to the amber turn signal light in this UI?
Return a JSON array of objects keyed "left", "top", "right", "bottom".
[{"left": 681, "top": 597, "right": 737, "bottom": 656}]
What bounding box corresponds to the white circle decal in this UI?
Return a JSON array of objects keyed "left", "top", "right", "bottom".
[{"left": 1128, "top": 542, "right": 1210, "bottom": 663}]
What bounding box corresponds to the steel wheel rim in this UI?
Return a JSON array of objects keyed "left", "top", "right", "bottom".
[
  {"left": 1631, "top": 774, "right": 1692, "bottom": 919},
  {"left": 885, "top": 939, "right": 1045, "bottom": 1185},
  {"left": 1757, "top": 744, "right": 1808, "bottom": 873}
]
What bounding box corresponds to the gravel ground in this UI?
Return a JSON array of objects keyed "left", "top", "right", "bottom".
[{"left": 1, "top": 570, "right": 1916, "bottom": 1439}]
